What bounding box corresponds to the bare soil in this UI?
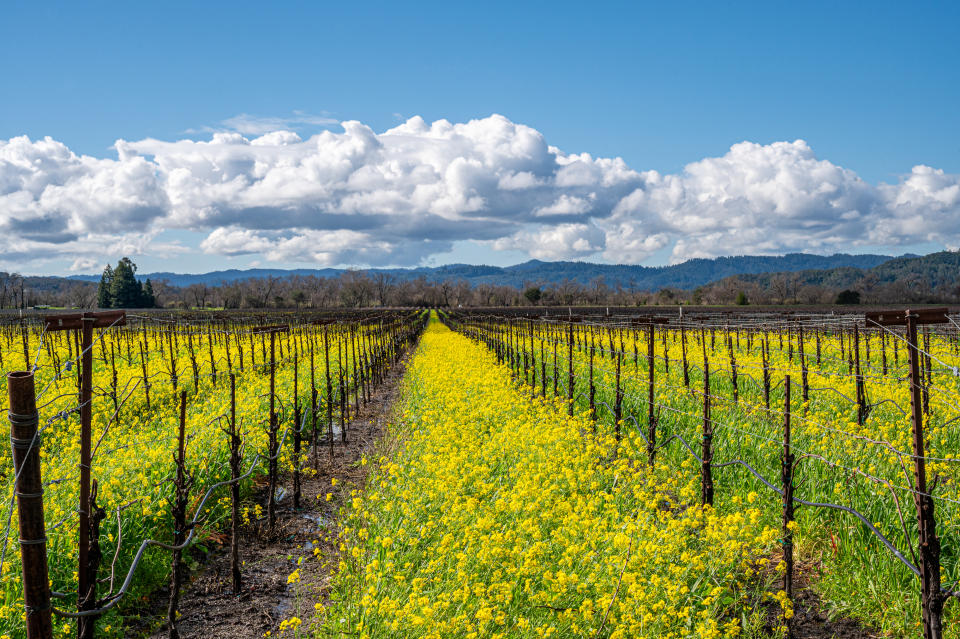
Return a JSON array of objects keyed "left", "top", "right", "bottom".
[
  {"left": 126, "top": 355, "right": 410, "bottom": 639},
  {"left": 762, "top": 555, "right": 881, "bottom": 639}
]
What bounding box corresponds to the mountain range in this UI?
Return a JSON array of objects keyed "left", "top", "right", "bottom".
[
  {"left": 703, "top": 251, "right": 960, "bottom": 292},
  {"left": 66, "top": 253, "right": 905, "bottom": 291}
]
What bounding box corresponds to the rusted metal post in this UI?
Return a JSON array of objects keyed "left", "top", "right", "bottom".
[{"left": 8, "top": 371, "right": 53, "bottom": 639}]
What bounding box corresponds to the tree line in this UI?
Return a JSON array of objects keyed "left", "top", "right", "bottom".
[{"left": 2, "top": 254, "right": 960, "bottom": 310}]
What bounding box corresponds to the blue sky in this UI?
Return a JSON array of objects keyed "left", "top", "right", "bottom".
[{"left": 1, "top": 1, "right": 958, "bottom": 275}]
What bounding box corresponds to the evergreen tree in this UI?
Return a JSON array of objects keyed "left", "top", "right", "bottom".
[
  {"left": 142, "top": 279, "right": 156, "bottom": 308},
  {"left": 96, "top": 265, "right": 114, "bottom": 308},
  {"left": 110, "top": 257, "right": 144, "bottom": 308}
]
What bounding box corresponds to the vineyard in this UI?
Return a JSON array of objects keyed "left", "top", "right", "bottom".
[
  {"left": 1, "top": 310, "right": 426, "bottom": 638},
  {"left": 3, "top": 307, "right": 960, "bottom": 638}
]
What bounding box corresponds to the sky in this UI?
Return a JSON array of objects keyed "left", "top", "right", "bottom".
[{"left": 1, "top": 1, "right": 958, "bottom": 276}]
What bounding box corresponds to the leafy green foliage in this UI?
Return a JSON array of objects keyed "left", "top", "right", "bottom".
[{"left": 96, "top": 257, "right": 156, "bottom": 308}]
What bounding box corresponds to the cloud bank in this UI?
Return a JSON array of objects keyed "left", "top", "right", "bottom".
[{"left": 2, "top": 114, "right": 958, "bottom": 270}]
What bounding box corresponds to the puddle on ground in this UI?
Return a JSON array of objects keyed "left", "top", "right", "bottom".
[
  {"left": 301, "top": 512, "right": 331, "bottom": 528},
  {"left": 273, "top": 596, "right": 294, "bottom": 619}
]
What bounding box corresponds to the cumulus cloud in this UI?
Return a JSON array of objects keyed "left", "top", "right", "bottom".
[
  {"left": 1, "top": 115, "right": 959, "bottom": 270},
  {"left": 69, "top": 257, "right": 100, "bottom": 272},
  {"left": 493, "top": 223, "right": 606, "bottom": 261}
]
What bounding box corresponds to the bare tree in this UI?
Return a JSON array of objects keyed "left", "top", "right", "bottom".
[
  {"left": 339, "top": 270, "right": 374, "bottom": 307},
  {"left": 186, "top": 283, "right": 210, "bottom": 309},
  {"left": 371, "top": 272, "right": 395, "bottom": 306},
  {"left": 66, "top": 282, "right": 97, "bottom": 308},
  {"left": 242, "top": 276, "right": 278, "bottom": 308}
]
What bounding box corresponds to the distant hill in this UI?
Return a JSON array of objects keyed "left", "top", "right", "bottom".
[
  {"left": 67, "top": 253, "right": 901, "bottom": 290},
  {"left": 698, "top": 250, "right": 960, "bottom": 303},
  {"left": 706, "top": 251, "right": 959, "bottom": 289}
]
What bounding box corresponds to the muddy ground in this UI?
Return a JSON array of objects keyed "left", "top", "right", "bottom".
[{"left": 761, "top": 554, "right": 879, "bottom": 639}]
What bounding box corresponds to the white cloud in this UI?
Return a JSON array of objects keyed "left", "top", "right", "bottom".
[
  {"left": 1, "top": 116, "right": 959, "bottom": 270},
  {"left": 69, "top": 257, "right": 100, "bottom": 272},
  {"left": 493, "top": 223, "right": 606, "bottom": 261}
]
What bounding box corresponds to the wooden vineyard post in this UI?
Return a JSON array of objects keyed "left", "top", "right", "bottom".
[
  {"left": 680, "top": 322, "right": 689, "bottom": 388},
  {"left": 139, "top": 340, "right": 151, "bottom": 410},
  {"left": 8, "top": 371, "right": 53, "bottom": 639},
  {"left": 528, "top": 321, "right": 536, "bottom": 399},
  {"left": 255, "top": 324, "right": 288, "bottom": 534},
  {"left": 168, "top": 329, "right": 178, "bottom": 391},
  {"left": 350, "top": 324, "right": 360, "bottom": 412},
  {"left": 168, "top": 391, "right": 193, "bottom": 639},
  {"left": 588, "top": 339, "right": 596, "bottom": 425},
  {"left": 21, "top": 320, "right": 30, "bottom": 370},
  {"left": 552, "top": 334, "right": 558, "bottom": 398},
  {"left": 228, "top": 373, "right": 242, "bottom": 593},
  {"left": 647, "top": 322, "right": 656, "bottom": 467},
  {"left": 78, "top": 316, "right": 95, "bottom": 635},
  {"left": 762, "top": 336, "right": 771, "bottom": 410},
  {"left": 613, "top": 351, "right": 622, "bottom": 444},
  {"left": 309, "top": 334, "right": 318, "bottom": 470},
  {"left": 540, "top": 337, "right": 546, "bottom": 398},
  {"left": 338, "top": 330, "right": 347, "bottom": 443},
  {"left": 43, "top": 310, "right": 125, "bottom": 637},
  {"left": 854, "top": 325, "right": 867, "bottom": 425},
  {"left": 867, "top": 308, "right": 948, "bottom": 639},
  {"left": 268, "top": 330, "right": 278, "bottom": 532},
  {"left": 727, "top": 329, "right": 738, "bottom": 403},
  {"left": 293, "top": 342, "right": 301, "bottom": 511},
  {"left": 881, "top": 329, "right": 888, "bottom": 375},
  {"left": 566, "top": 320, "right": 574, "bottom": 417},
  {"left": 701, "top": 363, "right": 713, "bottom": 507},
  {"left": 661, "top": 324, "right": 669, "bottom": 377},
  {"left": 324, "top": 324, "right": 334, "bottom": 457},
  {"left": 782, "top": 375, "right": 794, "bottom": 638},
  {"left": 639, "top": 319, "right": 667, "bottom": 467},
  {"left": 207, "top": 327, "right": 217, "bottom": 385},
  {"left": 798, "top": 324, "right": 809, "bottom": 413}
]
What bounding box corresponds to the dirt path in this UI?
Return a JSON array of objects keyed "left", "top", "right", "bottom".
[
  {"left": 769, "top": 558, "right": 880, "bottom": 639},
  {"left": 130, "top": 353, "right": 411, "bottom": 639}
]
